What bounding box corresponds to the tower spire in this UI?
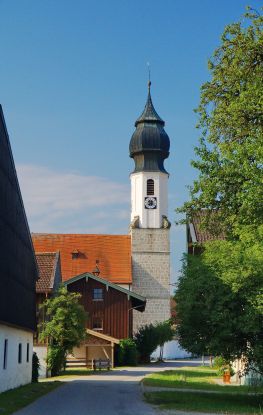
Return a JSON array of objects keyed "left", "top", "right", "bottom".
[
  {"left": 134, "top": 78, "right": 164, "bottom": 127},
  {"left": 129, "top": 82, "right": 170, "bottom": 175},
  {"left": 147, "top": 62, "right": 151, "bottom": 91}
]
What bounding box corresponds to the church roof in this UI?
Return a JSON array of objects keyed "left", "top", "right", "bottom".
[
  {"left": 32, "top": 233, "right": 132, "bottom": 284},
  {"left": 35, "top": 252, "right": 60, "bottom": 293},
  {"left": 129, "top": 82, "right": 170, "bottom": 174},
  {"left": 135, "top": 82, "right": 165, "bottom": 127}
]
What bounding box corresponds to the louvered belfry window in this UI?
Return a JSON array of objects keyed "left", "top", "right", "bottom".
[{"left": 147, "top": 179, "right": 154, "bottom": 195}]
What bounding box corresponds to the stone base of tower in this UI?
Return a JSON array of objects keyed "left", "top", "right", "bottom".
[
  {"left": 131, "top": 228, "right": 171, "bottom": 333},
  {"left": 133, "top": 298, "right": 170, "bottom": 332}
]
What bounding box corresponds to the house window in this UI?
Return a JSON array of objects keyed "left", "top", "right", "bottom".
[
  {"left": 18, "top": 343, "right": 22, "bottom": 364},
  {"left": 26, "top": 343, "right": 29, "bottom": 363},
  {"left": 92, "top": 316, "right": 103, "bottom": 331},
  {"left": 71, "top": 249, "right": 79, "bottom": 259},
  {"left": 93, "top": 288, "right": 103, "bottom": 300},
  {"left": 147, "top": 179, "right": 154, "bottom": 195},
  {"left": 3, "top": 339, "right": 8, "bottom": 369}
]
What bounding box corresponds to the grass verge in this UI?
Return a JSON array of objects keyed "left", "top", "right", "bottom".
[
  {"left": 143, "top": 366, "right": 263, "bottom": 394},
  {"left": 49, "top": 367, "right": 113, "bottom": 379},
  {"left": 0, "top": 381, "right": 62, "bottom": 415},
  {"left": 145, "top": 390, "right": 263, "bottom": 414}
]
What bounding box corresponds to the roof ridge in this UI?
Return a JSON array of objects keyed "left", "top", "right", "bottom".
[
  {"left": 35, "top": 251, "right": 58, "bottom": 255},
  {"left": 32, "top": 233, "right": 130, "bottom": 237}
]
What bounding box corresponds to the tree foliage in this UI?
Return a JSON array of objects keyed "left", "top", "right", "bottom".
[
  {"left": 40, "top": 286, "right": 87, "bottom": 376},
  {"left": 31, "top": 352, "right": 40, "bottom": 383},
  {"left": 176, "top": 8, "right": 263, "bottom": 375},
  {"left": 118, "top": 338, "right": 138, "bottom": 366},
  {"left": 175, "top": 239, "right": 263, "bottom": 374},
  {"left": 178, "top": 8, "right": 263, "bottom": 234},
  {"left": 155, "top": 320, "right": 175, "bottom": 361},
  {"left": 134, "top": 321, "right": 174, "bottom": 363},
  {"left": 134, "top": 323, "right": 159, "bottom": 363}
]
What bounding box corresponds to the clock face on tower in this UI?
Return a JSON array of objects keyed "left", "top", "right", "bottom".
[{"left": 144, "top": 197, "right": 157, "bottom": 209}]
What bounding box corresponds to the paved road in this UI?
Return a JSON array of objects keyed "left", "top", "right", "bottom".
[{"left": 14, "top": 359, "right": 205, "bottom": 415}]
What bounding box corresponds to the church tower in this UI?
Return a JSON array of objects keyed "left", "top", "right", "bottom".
[{"left": 129, "top": 81, "right": 171, "bottom": 331}]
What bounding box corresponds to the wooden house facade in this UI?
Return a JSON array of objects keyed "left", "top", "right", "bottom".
[{"left": 64, "top": 272, "right": 146, "bottom": 367}]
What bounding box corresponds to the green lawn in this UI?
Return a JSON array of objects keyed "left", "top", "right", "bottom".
[
  {"left": 143, "top": 366, "right": 263, "bottom": 393},
  {"left": 145, "top": 390, "right": 263, "bottom": 414},
  {"left": 46, "top": 367, "right": 112, "bottom": 380},
  {"left": 0, "top": 381, "right": 62, "bottom": 415}
]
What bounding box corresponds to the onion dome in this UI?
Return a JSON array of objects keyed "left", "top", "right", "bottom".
[{"left": 129, "top": 81, "right": 170, "bottom": 174}]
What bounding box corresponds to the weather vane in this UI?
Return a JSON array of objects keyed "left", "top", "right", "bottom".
[{"left": 147, "top": 62, "right": 151, "bottom": 89}]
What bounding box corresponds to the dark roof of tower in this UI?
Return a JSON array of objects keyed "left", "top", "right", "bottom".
[
  {"left": 135, "top": 81, "right": 165, "bottom": 127},
  {"left": 129, "top": 82, "right": 170, "bottom": 174}
]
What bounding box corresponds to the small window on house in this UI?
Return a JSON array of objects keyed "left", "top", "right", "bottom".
[
  {"left": 92, "top": 316, "right": 103, "bottom": 331},
  {"left": 26, "top": 343, "right": 29, "bottom": 363},
  {"left": 147, "top": 179, "right": 154, "bottom": 195},
  {"left": 3, "top": 339, "right": 8, "bottom": 369},
  {"left": 18, "top": 343, "right": 22, "bottom": 364},
  {"left": 93, "top": 288, "right": 103, "bottom": 300},
  {"left": 71, "top": 249, "right": 79, "bottom": 259}
]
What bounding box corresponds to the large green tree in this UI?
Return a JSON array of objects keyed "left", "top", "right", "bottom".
[
  {"left": 40, "top": 286, "right": 87, "bottom": 375},
  {"left": 178, "top": 8, "right": 263, "bottom": 235},
  {"left": 175, "top": 228, "right": 263, "bottom": 374},
  {"left": 176, "top": 8, "right": 263, "bottom": 375}
]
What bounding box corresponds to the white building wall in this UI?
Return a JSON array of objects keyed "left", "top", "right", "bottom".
[
  {"left": 0, "top": 324, "right": 33, "bottom": 392},
  {"left": 131, "top": 171, "right": 168, "bottom": 228},
  {"left": 33, "top": 346, "right": 48, "bottom": 379},
  {"left": 151, "top": 340, "right": 191, "bottom": 360}
]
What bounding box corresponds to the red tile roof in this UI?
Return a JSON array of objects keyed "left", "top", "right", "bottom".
[
  {"left": 35, "top": 252, "right": 59, "bottom": 293},
  {"left": 32, "top": 234, "right": 132, "bottom": 284}
]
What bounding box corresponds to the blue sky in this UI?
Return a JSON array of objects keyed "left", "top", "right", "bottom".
[{"left": 0, "top": 0, "right": 260, "bottom": 283}]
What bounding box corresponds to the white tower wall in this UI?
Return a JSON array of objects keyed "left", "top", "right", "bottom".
[{"left": 130, "top": 171, "right": 168, "bottom": 228}]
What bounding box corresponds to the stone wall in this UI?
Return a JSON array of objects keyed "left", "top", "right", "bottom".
[{"left": 131, "top": 228, "right": 170, "bottom": 332}]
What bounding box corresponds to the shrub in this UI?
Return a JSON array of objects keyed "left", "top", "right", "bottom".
[
  {"left": 155, "top": 320, "right": 175, "bottom": 361},
  {"left": 118, "top": 338, "right": 137, "bottom": 366},
  {"left": 213, "top": 356, "right": 235, "bottom": 376},
  {"left": 134, "top": 323, "right": 159, "bottom": 363},
  {"left": 32, "top": 352, "right": 40, "bottom": 383},
  {"left": 46, "top": 345, "right": 66, "bottom": 376}
]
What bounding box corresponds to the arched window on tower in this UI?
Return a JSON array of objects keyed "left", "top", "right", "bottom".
[{"left": 147, "top": 179, "right": 154, "bottom": 195}]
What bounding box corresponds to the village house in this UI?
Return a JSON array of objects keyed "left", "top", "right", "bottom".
[
  {"left": 0, "top": 106, "right": 38, "bottom": 392},
  {"left": 34, "top": 252, "right": 62, "bottom": 377},
  {"left": 65, "top": 272, "right": 145, "bottom": 367},
  {"left": 32, "top": 234, "right": 146, "bottom": 368}
]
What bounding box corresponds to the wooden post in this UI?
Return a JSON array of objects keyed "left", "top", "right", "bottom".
[
  {"left": 86, "top": 347, "right": 88, "bottom": 368},
  {"left": 111, "top": 342, "right": 114, "bottom": 368}
]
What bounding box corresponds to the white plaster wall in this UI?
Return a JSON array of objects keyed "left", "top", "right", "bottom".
[
  {"left": 0, "top": 324, "right": 33, "bottom": 392},
  {"left": 131, "top": 172, "right": 168, "bottom": 228},
  {"left": 87, "top": 346, "right": 111, "bottom": 361},
  {"left": 72, "top": 345, "right": 86, "bottom": 359},
  {"left": 116, "top": 284, "right": 131, "bottom": 290},
  {"left": 151, "top": 340, "right": 191, "bottom": 360},
  {"left": 33, "top": 346, "right": 48, "bottom": 378}
]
